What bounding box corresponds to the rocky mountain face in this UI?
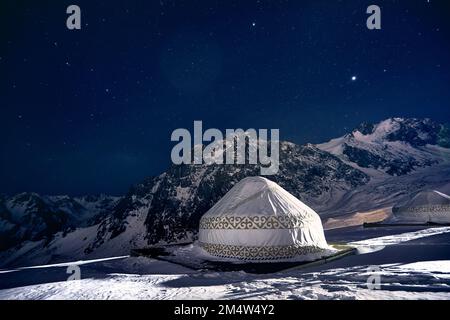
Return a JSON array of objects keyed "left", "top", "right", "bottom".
[
  {"left": 0, "top": 194, "right": 120, "bottom": 252},
  {"left": 317, "top": 118, "right": 449, "bottom": 176},
  {"left": 1, "top": 117, "right": 449, "bottom": 267},
  {"left": 84, "top": 142, "right": 369, "bottom": 253}
]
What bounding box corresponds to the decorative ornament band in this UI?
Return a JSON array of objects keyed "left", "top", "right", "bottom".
[
  {"left": 199, "top": 242, "right": 324, "bottom": 260},
  {"left": 199, "top": 215, "right": 314, "bottom": 230},
  {"left": 393, "top": 205, "right": 450, "bottom": 215}
]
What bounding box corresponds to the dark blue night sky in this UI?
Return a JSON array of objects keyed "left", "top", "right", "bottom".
[{"left": 1, "top": 0, "right": 450, "bottom": 195}]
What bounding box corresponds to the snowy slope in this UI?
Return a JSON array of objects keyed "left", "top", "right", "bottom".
[
  {"left": 317, "top": 118, "right": 449, "bottom": 177},
  {"left": 1, "top": 227, "right": 450, "bottom": 300},
  {"left": 0, "top": 194, "right": 120, "bottom": 252},
  {"left": 320, "top": 160, "right": 450, "bottom": 217},
  {"left": 315, "top": 118, "right": 450, "bottom": 216}
]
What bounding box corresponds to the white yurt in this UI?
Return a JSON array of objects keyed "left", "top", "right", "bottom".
[
  {"left": 392, "top": 190, "right": 450, "bottom": 224},
  {"left": 198, "top": 176, "right": 329, "bottom": 262}
]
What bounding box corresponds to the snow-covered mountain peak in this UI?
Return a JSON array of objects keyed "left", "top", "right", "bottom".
[
  {"left": 350, "top": 117, "right": 441, "bottom": 146},
  {"left": 0, "top": 193, "right": 120, "bottom": 252},
  {"left": 318, "top": 117, "right": 448, "bottom": 176},
  {"left": 351, "top": 118, "right": 399, "bottom": 143}
]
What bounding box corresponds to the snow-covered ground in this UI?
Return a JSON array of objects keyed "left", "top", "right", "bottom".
[{"left": 1, "top": 226, "right": 450, "bottom": 300}]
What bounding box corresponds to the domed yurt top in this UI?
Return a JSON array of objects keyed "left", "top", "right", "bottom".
[
  {"left": 198, "top": 176, "right": 329, "bottom": 262},
  {"left": 392, "top": 189, "right": 450, "bottom": 224},
  {"left": 203, "top": 176, "right": 321, "bottom": 219}
]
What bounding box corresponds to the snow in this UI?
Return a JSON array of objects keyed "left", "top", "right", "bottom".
[
  {"left": 316, "top": 136, "right": 346, "bottom": 155},
  {"left": 435, "top": 190, "right": 450, "bottom": 200},
  {"left": 1, "top": 226, "right": 450, "bottom": 300},
  {"left": 175, "top": 186, "right": 191, "bottom": 202},
  {"left": 316, "top": 118, "right": 450, "bottom": 182},
  {"left": 396, "top": 260, "right": 450, "bottom": 274},
  {"left": 317, "top": 161, "right": 450, "bottom": 217},
  {"left": 1, "top": 259, "right": 449, "bottom": 300},
  {"left": 0, "top": 256, "right": 129, "bottom": 274},
  {"left": 317, "top": 118, "right": 402, "bottom": 156},
  {"left": 4, "top": 193, "right": 119, "bottom": 224},
  {"left": 349, "top": 226, "right": 450, "bottom": 247},
  {"left": 88, "top": 206, "right": 151, "bottom": 258}
]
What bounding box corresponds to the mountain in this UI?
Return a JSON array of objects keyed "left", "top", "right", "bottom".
[
  {"left": 0, "top": 194, "right": 120, "bottom": 252},
  {"left": 81, "top": 142, "right": 368, "bottom": 256},
  {"left": 317, "top": 118, "right": 449, "bottom": 176},
  {"left": 0, "top": 143, "right": 369, "bottom": 267},
  {"left": 315, "top": 117, "right": 450, "bottom": 215},
  {"left": 1, "top": 117, "right": 449, "bottom": 267}
]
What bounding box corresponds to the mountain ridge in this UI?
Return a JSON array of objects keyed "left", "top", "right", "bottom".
[{"left": 1, "top": 117, "right": 449, "bottom": 267}]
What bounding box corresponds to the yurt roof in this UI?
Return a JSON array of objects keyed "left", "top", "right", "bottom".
[{"left": 203, "top": 176, "right": 318, "bottom": 219}]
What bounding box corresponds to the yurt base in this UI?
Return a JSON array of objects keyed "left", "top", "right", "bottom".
[{"left": 131, "top": 244, "right": 356, "bottom": 274}]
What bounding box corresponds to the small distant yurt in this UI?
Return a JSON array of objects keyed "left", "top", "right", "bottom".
[
  {"left": 392, "top": 190, "right": 450, "bottom": 224},
  {"left": 198, "top": 177, "right": 329, "bottom": 261}
]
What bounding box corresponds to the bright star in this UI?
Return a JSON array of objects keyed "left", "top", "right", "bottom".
[
  {"left": 351, "top": 76, "right": 357, "bottom": 81},
  {"left": 252, "top": 22, "right": 256, "bottom": 27}
]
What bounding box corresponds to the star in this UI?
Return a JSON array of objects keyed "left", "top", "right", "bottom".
[
  {"left": 251, "top": 22, "right": 256, "bottom": 27},
  {"left": 351, "top": 76, "right": 357, "bottom": 81}
]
